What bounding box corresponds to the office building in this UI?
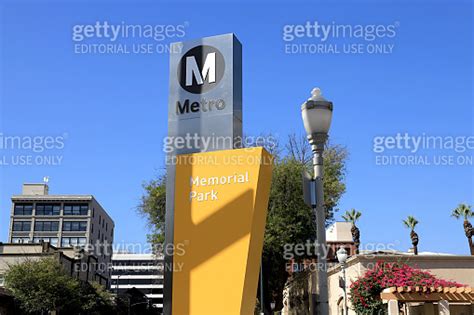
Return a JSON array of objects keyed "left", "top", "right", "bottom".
[
  {"left": 111, "top": 252, "right": 164, "bottom": 311},
  {"left": 8, "top": 183, "right": 114, "bottom": 281}
]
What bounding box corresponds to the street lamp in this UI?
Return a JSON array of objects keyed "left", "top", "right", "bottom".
[
  {"left": 336, "top": 247, "right": 349, "bottom": 315},
  {"left": 301, "top": 87, "right": 333, "bottom": 315},
  {"left": 301, "top": 88, "right": 333, "bottom": 137},
  {"left": 336, "top": 247, "right": 348, "bottom": 264}
]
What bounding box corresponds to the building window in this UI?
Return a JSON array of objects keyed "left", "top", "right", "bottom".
[
  {"left": 34, "top": 221, "right": 59, "bottom": 232},
  {"left": 36, "top": 204, "right": 60, "bottom": 216},
  {"left": 12, "top": 237, "right": 31, "bottom": 243},
  {"left": 13, "top": 204, "right": 33, "bottom": 215},
  {"left": 33, "top": 237, "right": 58, "bottom": 246},
  {"left": 62, "top": 221, "right": 87, "bottom": 231},
  {"left": 114, "top": 278, "right": 158, "bottom": 285},
  {"left": 63, "top": 204, "right": 88, "bottom": 216},
  {"left": 61, "top": 237, "right": 86, "bottom": 247},
  {"left": 12, "top": 221, "right": 31, "bottom": 231}
]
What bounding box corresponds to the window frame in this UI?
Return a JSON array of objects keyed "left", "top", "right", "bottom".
[
  {"left": 63, "top": 204, "right": 89, "bottom": 216},
  {"left": 13, "top": 204, "right": 33, "bottom": 216},
  {"left": 34, "top": 221, "right": 59, "bottom": 232},
  {"left": 33, "top": 237, "right": 59, "bottom": 246},
  {"left": 62, "top": 221, "right": 88, "bottom": 232},
  {"left": 61, "top": 237, "right": 87, "bottom": 247},
  {"left": 35, "top": 204, "right": 61, "bottom": 216},
  {"left": 12, "top": 220, "right": 32, "bottom": 231},
  {"left": 12, "top": 237, "right": 31, "bottom": 244}
]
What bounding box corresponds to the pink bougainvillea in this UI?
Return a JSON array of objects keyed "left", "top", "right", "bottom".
[{"left": 349, "top": 261, "right": 464, "bottom": 314}]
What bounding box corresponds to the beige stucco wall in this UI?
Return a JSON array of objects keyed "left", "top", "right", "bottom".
[
  {"left": 327, "top": 255, "right": 474, "bottom": 315},
  {"left": 0, "top": 255, "right": 47, "bottom": 274},
  {"left": 326, "top": 222, "right": 353, "bottom": 243},
  {"left": 328, "top": 258, "right": 367, "bottom": 315},
  {"left": 0, "top": 245, "right": 45, "bottom": 255}
]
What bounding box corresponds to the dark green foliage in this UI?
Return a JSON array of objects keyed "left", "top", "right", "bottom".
[
  {"left": 138, "top": 176, "right": 167, "bottom": 245},
  {"left": 5, "top": 258, "right": 114, "bottom": 314},
  {"left": 5, "top": 258, "right": 81, "bottom": 313},
  {"left": 262, "top": 145, "right": 347, "bottom": 311}
]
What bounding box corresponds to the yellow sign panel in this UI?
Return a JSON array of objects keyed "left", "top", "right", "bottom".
[{"left": 172, "top": 147, "right": 273, "bottom": 315}]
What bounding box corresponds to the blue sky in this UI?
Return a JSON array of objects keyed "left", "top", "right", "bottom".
[{"left": 0, "top": 0, "right": 472, "bottom": 254}]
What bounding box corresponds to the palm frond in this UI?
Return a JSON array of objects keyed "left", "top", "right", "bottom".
[
  {"left": 403, "top": 215, "right": 418, "bottom": 230},
  {"left": 451, "top": 203, "right": 473, "bottom": 220},
  {"left": 342, "top": 209, "right": 362, "bottom": 224}
]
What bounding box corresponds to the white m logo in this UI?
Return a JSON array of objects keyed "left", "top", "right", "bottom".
[
  {"left": 185, "top": 52, "right": 216, "bottom": 87},
  {"left": 179, "top": 45, "right": 224, "bottom": 94}
]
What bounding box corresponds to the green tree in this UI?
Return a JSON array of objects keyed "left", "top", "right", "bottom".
[
  {"left": 342, "top": 209, "right": 362, "bottom": 254},
  {"left": 403, "top": 215, "right": 419, "bottom": 255},
  {"left": 5, "top": 258, "right": 80, "bottom": 313},
  {"left": 5, "top": 258, "right": 115, "bottom": 314},
  {"left": 78, "top": 281, "right": 115, "bottom": 314},
  {"left": 138, "top": 175, "right": 167, "bottom": 245},
  {"left": 451, "top": 203, "right": 474, "bottom": 255},
  {"left": 263, "top": 141, "right": 347, "bottom": 312}
]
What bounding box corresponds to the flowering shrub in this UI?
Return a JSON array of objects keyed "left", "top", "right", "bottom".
[{"left": 349, "top": 261, "right": 464, "bottom": 314}]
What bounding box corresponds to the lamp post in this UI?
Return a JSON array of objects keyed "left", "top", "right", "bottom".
[
  {"left": 301, "top": 87, "right": 333, "bottom": 315},
  {"left": 336, "top": 246, "right": 349, "bottom": 315}
]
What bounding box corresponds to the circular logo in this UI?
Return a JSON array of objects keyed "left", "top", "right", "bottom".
[{"left": 178, "top": 45, "right": 225, "bottom": 94}]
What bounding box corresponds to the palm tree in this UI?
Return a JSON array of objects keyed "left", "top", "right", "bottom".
[
  {"left": 403, "top": 216, "right": 419, "bottom": 255},
  {"left": 451, "top": 203, "right": 474, "bottom": 255},
  {"left": 342, "top": 209, "right": 362, "bottom": 254}
]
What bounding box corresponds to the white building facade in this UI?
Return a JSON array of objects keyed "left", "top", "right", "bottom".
[{"left": 111, "top": 252, "right": 164, "bottom": 310}]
